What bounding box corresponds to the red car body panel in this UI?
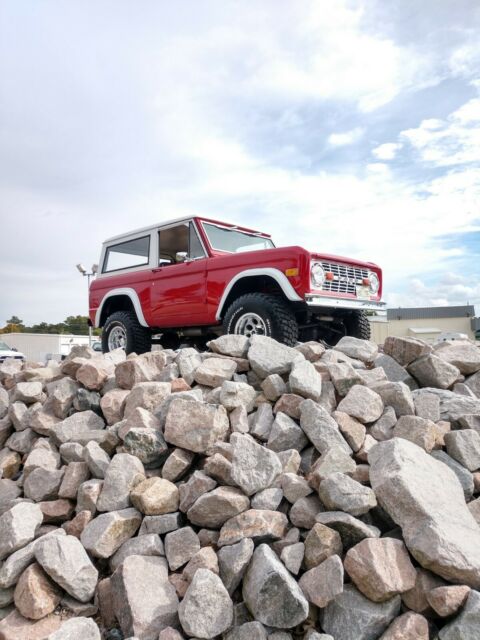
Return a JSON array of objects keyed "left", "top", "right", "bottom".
[{"left": 89, "top": 216, "right": 383, "bottom": 329}]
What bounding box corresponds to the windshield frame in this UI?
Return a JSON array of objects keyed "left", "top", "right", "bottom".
[{"left": 200, "top": 221, "right": 275, "bottom": 254}]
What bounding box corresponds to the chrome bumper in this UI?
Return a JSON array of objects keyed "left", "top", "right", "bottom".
[{"left": 305, "top": 294, "right": 387, "bottom": 315}]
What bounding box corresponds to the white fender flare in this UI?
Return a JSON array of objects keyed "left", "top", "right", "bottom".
[
  {"left": 215, "top": 268, "right": 303, "bottom": 320},
  {"left": 95, "top": 288, "right": 149, "bottom": 328}
]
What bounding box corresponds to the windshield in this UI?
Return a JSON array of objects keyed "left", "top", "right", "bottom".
[
  {"left": 0, "top": 341, "right": 12, "bottom": 351},
  {"left": 202, "top": 223, "right": 275, "bottom": 253}
]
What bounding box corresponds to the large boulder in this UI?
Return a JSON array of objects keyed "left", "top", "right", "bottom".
[
  {"left": 164, "top": 397, "right": 229, "bottom": 453},
  {"left": 231, "top": 433, "right": 282, "bottom": 496},
  {"left": 369, "top": 439, "right": 480, "bottom": 587}
]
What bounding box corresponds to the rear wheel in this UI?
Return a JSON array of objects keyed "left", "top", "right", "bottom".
[
  {"left": 102, "top": 311, "right": 151, "bottom": 355},
  {"left": 223, "top": 293, "right": 298, "bottom": 346}
]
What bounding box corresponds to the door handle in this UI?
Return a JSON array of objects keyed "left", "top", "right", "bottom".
[{"left": 152, "top": 267, "right": 163, "bottom": 273}]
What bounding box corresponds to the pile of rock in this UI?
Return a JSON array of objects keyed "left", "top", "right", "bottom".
[{"left": 1, "top": 333, "right": 480, "bottom": 640}]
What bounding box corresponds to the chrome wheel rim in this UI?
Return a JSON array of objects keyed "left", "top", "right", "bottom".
[
  {"left": 234, "top": 312, "right": 267, "bottom": 337},
  {"left": 108, "top": 326, "right": 127, "bottom": 350}
]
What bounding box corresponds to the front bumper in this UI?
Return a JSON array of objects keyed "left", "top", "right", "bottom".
[{"left": 305, "top": 294, "right": 387, "bottom": 315}]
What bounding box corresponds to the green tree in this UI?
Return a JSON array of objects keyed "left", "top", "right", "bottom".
[{"left": 6, "top": 316, "right": 23, "bottom": 325}]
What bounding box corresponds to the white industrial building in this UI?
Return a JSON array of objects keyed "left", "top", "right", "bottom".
[{"left": 1, "top": 333, "right": 92, "bottom": 363}]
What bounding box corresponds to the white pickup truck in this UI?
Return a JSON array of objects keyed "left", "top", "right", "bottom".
[{"left": 0, "top": 340, "right": 25, "bottom": 364}]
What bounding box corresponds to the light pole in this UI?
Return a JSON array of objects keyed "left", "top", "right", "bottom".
[{"left": 76, "top": 263, "right": 98, "bottom": 346}]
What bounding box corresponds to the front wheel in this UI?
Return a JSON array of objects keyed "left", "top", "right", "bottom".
[
  {"left": 344, "top": 310, "right": 371, "bottom": 340},
  {"left": 102, "top": 311, "right": 151, "bottom": 355},
  {"left": 223, "top": 293, "right": 298, "bottom": 346}
]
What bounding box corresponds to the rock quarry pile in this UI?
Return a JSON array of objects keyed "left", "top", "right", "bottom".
[{"left": 1, "top": 333, "right": 480, "bottom": 639}]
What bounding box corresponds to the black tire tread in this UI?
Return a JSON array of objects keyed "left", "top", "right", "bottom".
[
  {"left": 347, "top": 311, "right": 371, "bottom": 340},
  {"left": 102, "top": 310, "right": 151, "bottom": 355},
  {"left": 224, "top": 292, "right": 298, "bottom": 346}
]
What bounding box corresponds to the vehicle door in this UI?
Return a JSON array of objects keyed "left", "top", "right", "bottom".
[{"left": 150, "top": 221, "right": 208, "bottom": 326}]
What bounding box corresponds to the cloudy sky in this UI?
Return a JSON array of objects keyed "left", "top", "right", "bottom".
[{"left": 1, "top": 0, "right": 479, "bottom": 325}]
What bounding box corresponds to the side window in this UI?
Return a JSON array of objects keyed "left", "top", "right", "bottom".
[
  {"left": 158, "top": 224, "right": 189, "bottom": 265},
  {"left": 103, "top": 236, "right": 150, "bottom": 272},
  {"left": 189, "top": 223, "right": 206, "bottom": 259},
  {"left": 158, "top": 222, "right": 206, "bottom": 265}
]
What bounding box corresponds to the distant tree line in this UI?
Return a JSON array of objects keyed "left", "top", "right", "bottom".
[{"left": 0, "top": 316, "right": 101, "bottom": 336}]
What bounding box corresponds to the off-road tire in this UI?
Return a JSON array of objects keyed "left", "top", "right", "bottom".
[
  {"left": 344, "top": 310, "right": 371, "bottom": 340},
  {"left": 102, "top": 311, "right": 151, "bottom": 355},
  {"left": 223, "top": 293, "right": 298, "bottom": 346}
]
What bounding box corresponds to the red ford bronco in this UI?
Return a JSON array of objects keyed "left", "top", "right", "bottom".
[{"left": 89, "top": 216, "right": 385, "bottom": 353}]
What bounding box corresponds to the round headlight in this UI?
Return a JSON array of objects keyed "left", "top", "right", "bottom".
[
  {"left": 369, "top": 272, "right": 380, "bottom": 294},
  {"left": 311, "top": 263, "right": 325, "bottom": 288}
]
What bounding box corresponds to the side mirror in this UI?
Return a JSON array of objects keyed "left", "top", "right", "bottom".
[
  {"left": 176, "top": 251, "right": 189, "bottom": 263},
  {"left": 11, "top": 347, "right": 17, "bottom": 352}
]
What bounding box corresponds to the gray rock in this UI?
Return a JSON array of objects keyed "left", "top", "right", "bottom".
[
  {"left": 321, "top": 584, "right": 401, "bottom": 640},
  {"left": 261, "top": 374, "right": 287, "bottom": 402},
  {"left": 328, "top": 362, "right": 363, "bottom": 396},
  {"left": 124, "top": 381, "right": 171, "bottom": 417},
  {"left": 76, "top": 478, "right": 103, "bottom": 514},
  {"left": 231, "top": 433, "right": 282, "bottom": 496},
  {"left": 299, "top": 554, "right": 344, "bottom": 608},
  {"left": 123, "top": 427, "right": 168, "bottom": 467},
  {"left": 23, "top": 466, "right": 64, "bottom": 502},
  {"left": 179, "top": 569, "right": 233, "bottom": 638},
  {"left": 374, "top": 354, "right": 418, "bottom": 390},
  {"left": 438, "top": 589, "right": 480, "bottom": 639},
  {"left": 139, "top": 512, "right": 183, "bottom": 536},
  {"left": 248, "top": 335, "right": 303, "bottom": 378},
  {"left": 179, "top": 471, "right": 217, "bottom": 513},
  {"left": 164, "top": 397, "right": 229, "bottom": 453},
  {"left": 419, "top": 388, "right": 480, "bottom": 423},
  {"left": 435, "top": 341, "right": 480, "bottom": 375},
  {"left": 370, "top": 381, "right": 415, "bottom": 417},
  {"left": 249, "top": 403, "right": 275, "bottom": 441},
  {"left": 48, "top": 617, "right": 101, "bottom": 640},
  {"left": 319, "top": 473, "right": 377, "bottom": 516},
  {"left": 81, "top": 508, "right": 142, "bottom": 558},
  {"left": 243, "top": 544, "right": 308, "bottom": 628},
  {"left": 465, "top": 369, "right": 480, "bottom": 397},
  {"left": 83, "top": 441, "right": 111, "bottom": 478},
  {"left": 175, "top": 348, "right": 202, "bottom": 385},
  {"left": 369, "top": 438, "right": 480, "bottom": 588},
  {"left": 162, "top": 448, "right": 195, "bottom": 482},
  {"left": 444, "top": 430, "right": 480, "bottom": 471},
  {"left": 187, "top": 487, "right": 250, "bottom": 528},
  {"left": 289, "top": 360, "right": 322, "bottom": 401},
  {"left": 0, "top": 503, "right": 43, "bottom": 560},
  {"left": 289, "top": 495, "right": 324, "bottom": 529},
  {"left": 225, "top": 621, "right": 267, "bottom": 640},
  {"left": 220, "top": 381, "right": 256, "bottom": 412},
  {"left": 112, "top": 555, "right": 179, "bottom": 640},
  {"left": 281, "top": 473, "right": 311, "bottom": 503},
  {"left": 218, "top": 509, "right": 288, "bottom": 546},
  {"left": 0, "top": 388, "right": 9, "bottom": 420},
  {"left": 97, "top": 453, "right": 145, "bottom": 512},
  {"left": 408, "top": 354, "right": 460, "bottom": 389},
  {"left": 392, "top": 415, "right": 437, "bottom": 453},
  {"left": 194, "top": 357, "right": 237, "bottom": 387},
  {"left": 309, "top": 446, "right": 356, "bottom": 485},
  {"left": 369, "top": 407, "right": 397, "bottom": 441},
  {"left": 431, "top": 450, "right": 474, "bottom": 500},
  {"left": 250, "top": 487, "right": 282, "bottom": 511},
  {"left": 315, "top": 512, "right": 380, "bottom": 550},
  {"left": 35, "top": 534, "right": 98, "bottom": 602},
  {"left": 383, "top": 335, "right": 432, "bottom": 367},
  {"left": 299, "top": 400, "right": 351, "bottom": 455},
  {"left": 110, "top": 533, "right": 164, "bottom": 572},
  {"left": 414, "top": 391, "right": 441, "bottom": 422},
  {"left": 164, "top": 527, "right": 200, "bottom": 570},
  {"left": 334, "top": 337, "right": 378, "bottom": 363},
  {"left": 218, "top": 537, "right": 254, "bottom": 594},
  {"left": 267, "top": 412, "right": 308, "bottom": 452},
  {"left": 50, "top": 410, "right": 105, "bottom": 445},
  {"left": 337, "top": 385, "right": 384, "bottom": 424},
  {"left": 208, "top": 334, "right": 250, "bottom": 358},
  {"left": 280, "top": 542, "right": 304, "bottom": 575}
]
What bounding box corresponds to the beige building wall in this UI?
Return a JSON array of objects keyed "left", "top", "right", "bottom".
[{"left": 369, "top": 317, "right": 474, "bottom": 345}]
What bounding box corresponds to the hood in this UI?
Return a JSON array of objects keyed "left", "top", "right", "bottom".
[{"left": 0, "top": 349, "right": 25, "bottom": 359}]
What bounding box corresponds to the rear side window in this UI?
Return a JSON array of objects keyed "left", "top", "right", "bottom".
[{"left": 103, "top": 236, "right": 150, "bottom": 273}]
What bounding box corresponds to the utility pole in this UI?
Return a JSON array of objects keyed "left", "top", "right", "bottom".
[{"left": 75, "top": 263, "right": 98, "bottom": 347}]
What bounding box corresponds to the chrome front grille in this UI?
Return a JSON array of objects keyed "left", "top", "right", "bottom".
[{"left": 320, "top": 261, "right": 369, "bottom": 295}]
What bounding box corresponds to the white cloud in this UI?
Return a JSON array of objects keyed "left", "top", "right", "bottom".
[
  {"left": 372, "top": 142, "right": 402, "bottom": 160},
  {"left": 328, "top": 128, "right": 365, "bottom": 147}
]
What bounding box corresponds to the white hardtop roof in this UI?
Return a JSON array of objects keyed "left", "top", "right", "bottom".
[{"left": 103, "top": 216, "right": 270, "bottom": 244}]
